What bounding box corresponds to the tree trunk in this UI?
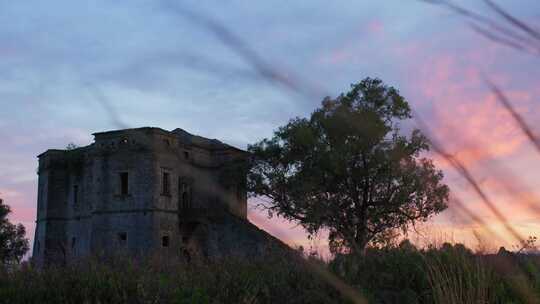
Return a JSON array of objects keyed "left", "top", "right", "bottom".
[{"left": 350, "top": 235, "right": 369, "bottom": 258}]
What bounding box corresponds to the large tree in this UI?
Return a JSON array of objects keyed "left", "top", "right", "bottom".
[
  {"left": 0, "top": 198, "right": 29, "bottom": 264},
  {"left": 248, "top": 78, "right": 449, "bottom": 255}
]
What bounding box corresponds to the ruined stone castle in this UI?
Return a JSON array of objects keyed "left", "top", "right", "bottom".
[{"left": 32, "top": 127, "right": 280, "bottom": 265}]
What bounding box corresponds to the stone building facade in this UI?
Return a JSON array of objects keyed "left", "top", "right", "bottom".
[{"left": 32, "top": 127, "right": 278, "bottom": 266}]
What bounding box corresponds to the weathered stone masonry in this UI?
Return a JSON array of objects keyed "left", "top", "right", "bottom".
[{"left": 32, "top": 127, "right": 278, "bottom": 266}]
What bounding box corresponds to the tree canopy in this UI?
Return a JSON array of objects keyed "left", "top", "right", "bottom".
[
  {"left": 248, "top": 78, "right": 449, "bottom": 255},
  {"left": 0, "top": 198, "right": 29, "bottom": 264}
]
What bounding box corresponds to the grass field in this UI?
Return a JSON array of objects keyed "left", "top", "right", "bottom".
[{"left": 2, "top": 243, "right": 539, "bottom": 304}]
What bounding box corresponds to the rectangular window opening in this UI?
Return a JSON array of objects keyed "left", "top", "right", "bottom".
[
  {"left": 162, "top": 235, "right": 170, "bottom": 247},
  {"left": 118, "top": 232, "right": 127, "bottom": 243},
  {"left": 120, "top": 172, "right": 129, "bottom": 195},
  {"left": 71, "top": 237, "right": 76, "bottom": 249},
  {"left": 162, "top": 172, "right": 170, "bottom": 195},
  {"left": 183, "top": 151, "right": 189, "bottom": 159},
  {"left": 73, "top": 185, "right": 79, "bottom": 204}
]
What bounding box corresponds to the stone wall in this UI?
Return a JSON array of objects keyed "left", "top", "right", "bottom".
[{"left": 32, "top": 127, "right": 259, "bottom": 266}]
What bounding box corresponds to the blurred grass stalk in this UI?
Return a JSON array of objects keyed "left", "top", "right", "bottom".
[
  {"left": 426, "top": 249, "right": 492, "bottom": 304},
  {"left": 425, "top": 247, "right": 540, "bottom": 304}
]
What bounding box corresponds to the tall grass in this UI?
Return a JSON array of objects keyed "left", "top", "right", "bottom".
[
  {"left": 425, "top": 245, "right": 540, "bottom": 304},
  {"left": 2, "top": 245, "right": 540, "bottom": 303},
  {"left": 330, "top": 242, "right": 540, "bottom": 304},
  {"left": 425, "top": 246, "right": 492, "bottom": 304},
  {"left": 0, "top": 252, "right": 344, "bottom": 304}
]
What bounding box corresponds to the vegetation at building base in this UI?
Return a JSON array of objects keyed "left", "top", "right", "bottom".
[
  {"left": 0, "top": 252, "right": 343, "bottom": 304},
  {"left": 1, "top": 242, "right": 540, "bottom": 304}
]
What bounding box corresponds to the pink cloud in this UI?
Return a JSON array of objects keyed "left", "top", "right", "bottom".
[
  {"left": 391, "top": 35, "right": 540, "bottom": 249},
  {"left": 367, "top": 20, "right": 384, "bottom": 35},
  {"left": 399, "top": 44, "right": 538, "bottom": 168},
  {"left": 0, "top": 46, "right": 20, "bottom": 57}
]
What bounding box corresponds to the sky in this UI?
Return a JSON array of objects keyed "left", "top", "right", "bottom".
[{"left": 1, "top": 0, "right": 540, "bottom": 256}]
